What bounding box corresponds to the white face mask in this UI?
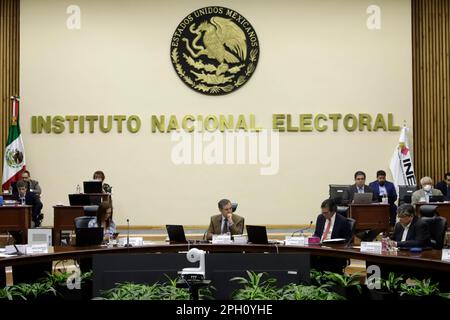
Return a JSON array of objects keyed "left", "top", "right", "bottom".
[{"left": 423, "top": 184, "right": 432, "bottom": 192}]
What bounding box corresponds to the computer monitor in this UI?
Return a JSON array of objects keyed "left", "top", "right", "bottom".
[
  {"left": 166, "top": 225, "right": 187, "bottom": 243},
  {"left": 75, "top": 227, "right": 104, "bottom": 246},
  {"left": 69, "top": 194, "right": 92, "bottom": 206},
  {"left": 429, "top": 195, "right": 445, "bottom": 203},
  {"left": 399, "top": 185, "right": 418, "bottom": 204},
  {"left": 329, "top": 184, "right": 350, "bottom": 205},
  {"left": 246, "top": 225, "right": 269, "bottom": 244},
  {"left": 83, "top": 181, "right": 103, "bottom": 194}
]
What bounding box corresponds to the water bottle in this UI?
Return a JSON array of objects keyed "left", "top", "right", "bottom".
[
  {"left": 76, "top": 184, "right": 81, "bottom": 194},
  {"left": 382, "top": 193, "right": 388, "bottom": 204}
]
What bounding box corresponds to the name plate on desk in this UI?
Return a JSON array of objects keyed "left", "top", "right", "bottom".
[
  {"left": 26, "top": 244, "right": 49, "bottom": 255},
  {"left": 119, "top": 237, "right": 143, "bottom": 246},
  {"left": 233, "top": 235, "right": 248, "bottom": 244},
  {"left": 361, "top": 241, "right": 382, "bottom": 254},
  {"left": 285, "top": 236, "right": 306, "bottom": 246},
  {"left": 212, "top": 234, "right": 232, "bottom": 244},
  {"left": 442, "top": 249, "right": 450, "bottom": 262}
]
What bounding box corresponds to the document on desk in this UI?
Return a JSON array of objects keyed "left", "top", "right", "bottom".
[{"left": 442, "top": 249, "right": 450, "bottom": 262}]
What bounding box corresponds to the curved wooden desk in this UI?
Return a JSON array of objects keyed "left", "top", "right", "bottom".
[{"left": 1, "top": 243, "right": 449, "bottom": 272}]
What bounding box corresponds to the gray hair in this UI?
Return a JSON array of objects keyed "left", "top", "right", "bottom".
[
  {"left": 397, "top": 204, "right": 415, "bottom": 217},
  {"left": 420, "top": 176, "right": 433, "bottom": 186}
]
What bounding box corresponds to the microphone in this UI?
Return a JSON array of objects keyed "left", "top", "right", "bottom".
[
  {"left": 291, "top": 221, "right": 313, "bottom": 237},
  {"left": 124, "top": 219, "right": 132, "bottom": 247},
  {"left": 13, "top": 244, "right": 25, "bottom": 256}
]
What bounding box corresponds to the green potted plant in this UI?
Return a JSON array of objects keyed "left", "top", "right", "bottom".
[
  {"left": 102, "top": 282, "right": 163, "bottom": 300},
  {"left": 399, "top": 278, "right": 450, "bottom": 300},
  {"left": 230, "top": 271, "right": 281, "bottom": 300},
  {"left": 159, "top": 277, "right": 191, "bottom": 300},
  {"left": 322, "top": 271, "right": 363, "bottom": 300},
  {"left": 11, "top": 282, "right": 57, "bottom": 300},
  {"left": 280, "top": 283, "right": 345, "bottom": 300},
  {"left": 0, "top": 285, "right": 25, "bottom": 301},
  {"left": 368, "top": 272, "right": 403, "bottom": 300}
]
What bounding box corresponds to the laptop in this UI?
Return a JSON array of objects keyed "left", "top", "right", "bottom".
[
  {"left": 75, "top": 227, "right": 104, "bottom": 246},
  {"left": 166, "top": 225, "right": 188, "bottom": 243},
  {"left": 83, "top": 181, "right": 103, "bottom": 194},
  {"left": 69, "top": 194, "right": 91, "bottom": 206},
  {"left": 246, "top": 225, "right": 269, "bottom": 244},
  {"left": 352, "top": 192, "right": 373, "bottom": 204},
  {"left": 429, "top": 195, "right": 444, "bottom": 203}
]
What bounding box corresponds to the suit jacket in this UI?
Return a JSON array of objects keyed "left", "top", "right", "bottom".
[
  {"left": 391, "top": 216, "right": 431, "bottom": 248},
  {"left": 368, "top": 180, "right": 397, "bottom": 203},
  {"left": 435, "top": 181, "right": 450, "bottom": 198},
  {"left": 13, "top": 191, "right": 43, "bottom": 220},
  {"left": 342, "top": 184, "right": 377, "bottom": 205},
  {"left": 313, "top": 213, "right": 351, "bottom": 241},
  {"left": 411, "top": 188, "right": 443, "bottom": 206},
  {"left": 11, "top": 179, "right": 41, "bottom": 196},
  {"left": 206, "top": 214, "right": 244, "bottom": 240}
]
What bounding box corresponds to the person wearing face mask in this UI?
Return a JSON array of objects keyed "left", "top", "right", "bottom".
[
  {"left": 93, "top": 170, "right": 112, "bottom": 193},
  {"left": 369, "top": 170, "right": 398, "bottom": 225},
  {"left": 390, "top": 204, "right": 430, "bottom": 248},
  {"left": 411, "top": 176, "right": 443, "bottom": 206}
]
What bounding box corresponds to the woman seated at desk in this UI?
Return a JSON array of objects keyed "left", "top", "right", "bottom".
[
  {"left": 88, "top": 201, "right": 117, "bottom": 241},
  {"left": 93, "top": 170, "right": 112, "bottom": 193}
]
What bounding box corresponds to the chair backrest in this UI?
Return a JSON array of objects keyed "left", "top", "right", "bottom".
[
  {"left": 231, "top": 203, "right": 238, "bottom": 212},
  {"left": 420, "top": 216, "right": 448, "bottom": 249},
  {"left": 74, "top": 216, "right": 94, "bottom": 229},
  {"left": 347, "top": 218, "right": 356, "bottom": 238},
  {"left": 83, "top": 205, "right": 99, "bottom": 216},
  {"left": 337, "top": 206, "right": 349, "bottom": 217},
  {"left": 419, "top": 205, "right": 438, "bottom": 217}
]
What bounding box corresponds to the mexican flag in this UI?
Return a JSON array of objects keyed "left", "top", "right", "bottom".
[{"left": 2, "top": 97, "right": 26, "bottom": 191}]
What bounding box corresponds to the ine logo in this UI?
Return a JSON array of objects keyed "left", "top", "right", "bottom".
[{"left": 170, "top": 6, "right": 260, "bottom": 95}]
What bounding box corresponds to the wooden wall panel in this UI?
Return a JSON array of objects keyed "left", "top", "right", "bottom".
[
  {"left": 0, "top": 0, "right": 20, "bottom": 183},
  {"left": 412, "top": 0, "right": 450, "bottom": 184}
]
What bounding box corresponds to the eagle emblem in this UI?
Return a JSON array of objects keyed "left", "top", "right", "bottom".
[{"left": 171, "top": 7, "right": 259, "bottom": 95}]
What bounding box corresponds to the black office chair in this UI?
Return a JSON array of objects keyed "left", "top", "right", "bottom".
[
  {"left": 420, "top": 216, "right": 448, "bottom": 249},
  {"left": 231, "top": 203, "right": 238, "bottom": 212},
  {"left": 337, "top": 206, "right": 349, "bottom": 217},
  {"left": 419, "top": 205, "right": 438, "bottom": 217},
  {"left": 74, "top": 216, "right": 94, "bottom": 228},
  {"left": 347, "top": 217, "right": 356, "bottom": 238},
  {"left": 83, "top": 205, "right": 99, "bottom": 216}
]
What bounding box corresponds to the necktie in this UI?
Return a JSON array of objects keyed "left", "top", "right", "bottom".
[
  {"left": 321, "top": 218, "right": 331, "bottom": 241},
  {"left": 221, "top": 219, "right": 228, "bottom": 234}
]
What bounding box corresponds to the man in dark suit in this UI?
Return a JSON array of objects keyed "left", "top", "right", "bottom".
[
  {"left": 391, "top": 204, "right": 431, "bottom": 248},
  {"left": 342, "top": 171, "right": 377, "bottom": 205},
  {"left": 435, "top": 172, "right": 450, "bottom": 200},
  {"left": 313, "top": 198, "right": 351, "bottom": 241},
  {"left": 206, "top": 199, "right": 244, "bottom": 240},
  {"left": 311, "top": 199, "right": 351, "bottom": 273},
  {"left": 369, "top": 170, "right": 398, "bottom": 225},
  {"left": 13, "top": 180, "right": 43, "bottom": 227}
]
